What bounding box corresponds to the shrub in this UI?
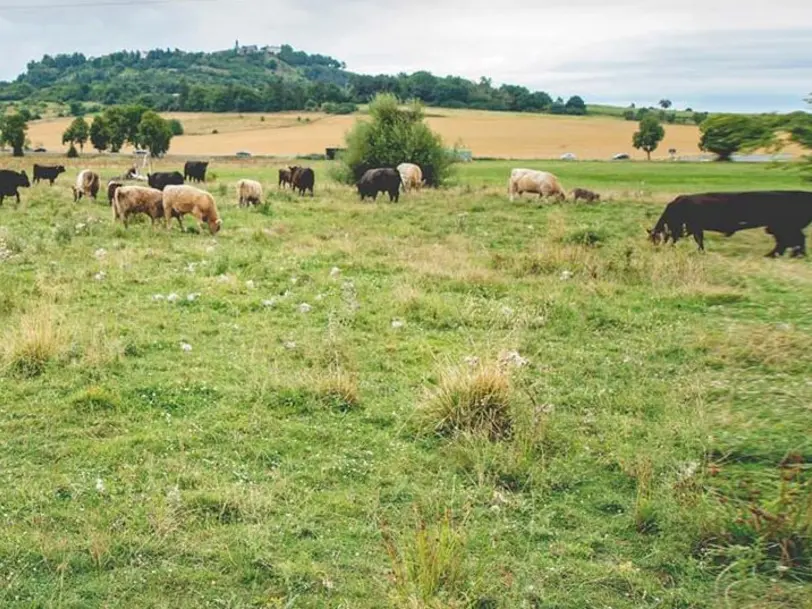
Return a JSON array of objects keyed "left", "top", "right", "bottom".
[
  {"left": 322, "top": 102, "right": 357, "bottom": 115},
  {"left": 416, "top": 361, "right": 513, "bottom": 440},
  {"left": 168, "top": 119, "right": 184, "bottom": 136},
  {"left": 71, "top": 386, "right": 122, "bottom": 413},
  {"left": 339, "top": 93, "right": 455, "bottom": 187},
  {"left": 66, "top": 143, "right": 78, "bottom": 158},
  {"left": 318, "top": 368, "right": 360, "bottom": 412}
]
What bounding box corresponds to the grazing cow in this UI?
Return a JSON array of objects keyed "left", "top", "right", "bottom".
[
  {"left": 163, "top": 185, "right": 222, "bottom": 235},
  {"left": 291, "top": 166, "right": 315, "bottom": 197},
  {"left": 72, "top": 170, "right": 100, "bottom": 202},
  {"left": 148, "top": 171, "right": 184, "bottom": 191},
  {"left": 0, "top": 169, "right": 30, "bottom": 205},
  {"left": 107, "top": 181, "right": 124, "bottom": 206},
  {"left": 184, "top": 161, "right": 209, "bottom": 183},
  {"left": 279, "top": 167, "right": 294, "bottom": 189},
  {"left": 572, "top": 188, "right": 601, "bottom": 203},
  {"left": 357, "top": 168, "right": 402, "bottom": 203},
  {"left": 649, "top": 191, "right": 812, "bottom": 257},
  {"left": 508, "top": 168, "right": 565, "bottom": 202},
  {"left": 397, "top": 163, "right": 423, "bottom": 193},
  {"left": 237, "top": 179, "right": 263, "bottom": 207},
  {"left": 32, "top": 164, "right": 66, "bottom": 185},
  {"left": 113, "top": 186, "right": 165, "bottom": 228}
]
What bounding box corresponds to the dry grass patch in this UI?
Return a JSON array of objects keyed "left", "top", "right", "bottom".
[
  {"left": 2, "top": 305, "right": 67, "bottom": 377},
  {"left": 417, "top": 361, "right": 515, "bottom": 440},
  {"left": 702, "top": 323, "right": 811, "bottom": 371}
]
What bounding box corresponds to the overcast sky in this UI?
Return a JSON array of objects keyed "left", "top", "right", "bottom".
[{"left": 0, "top": 0, "right": 809, "bottom": 112}]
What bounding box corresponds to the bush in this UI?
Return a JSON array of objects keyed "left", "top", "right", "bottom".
[
  {"left": 339, "top": 93, "right": 455, "bottom": 187},
  {"left": 168, "top": 119, "right": 184, "bottom": 136},
  {"left": 322, "top": 102, "right": 357, "bottom": 115},
  {"left": 66, "top": 143, "right": 78, "bottom": 158}
]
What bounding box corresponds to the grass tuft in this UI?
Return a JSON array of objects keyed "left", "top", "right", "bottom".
[
  {"left": 2, "top": 305, "right": 66, "bottom": 377},
  {"left": 417, "top": 362, "right": 514, "bottom": 440}
]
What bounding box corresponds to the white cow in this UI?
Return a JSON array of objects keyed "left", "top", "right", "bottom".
[
  {"left": 508, "top": 168, "right": 565, "bottom": 202},
  {"left": 397, "top": 163, "right": 423, "bottom": 193}
]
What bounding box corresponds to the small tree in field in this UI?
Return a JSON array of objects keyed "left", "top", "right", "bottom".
[
  {"left": 659, "top": 99, "right": 672, "bottom": 109},
  {"left": 62, "top": 117, "right": 89, "bottom": 153},
  {"left": 136, "top": 111, "right": 174, "bottom": 157},
  {"left": 699, "top": 114, "right": 773, "bottom": 161},
  {"left": 90, "top": 115, "right": 111, "bottom": 152},
  {"left": 340, "top": 93, "right": 454, "bottom": 187},
  {"left": 632, "top": 115, "right": 665, "bottom": 160},
  {"left": 0, "top": 113, "right": 29, "bottom": 157}
]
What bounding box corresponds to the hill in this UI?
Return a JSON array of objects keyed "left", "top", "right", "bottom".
[{"left": 0, "top": 44, "right": 594, "bottom": 117}]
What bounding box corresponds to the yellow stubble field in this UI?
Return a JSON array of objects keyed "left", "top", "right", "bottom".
[{"left": 25, "top": 108, "right": 804, "bottom": 160}]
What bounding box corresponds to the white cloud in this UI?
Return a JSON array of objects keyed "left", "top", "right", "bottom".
[{"left": 0, "top": 0, "right": 809, "bottom": 111}]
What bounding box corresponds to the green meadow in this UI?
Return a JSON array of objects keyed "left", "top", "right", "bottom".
[{"left": 0, "top": 157, "right": 810, "bottom": 608}]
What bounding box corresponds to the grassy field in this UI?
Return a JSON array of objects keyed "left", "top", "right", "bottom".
[{"left": 1, "top": 158, "right": 811, "bottom": 608}]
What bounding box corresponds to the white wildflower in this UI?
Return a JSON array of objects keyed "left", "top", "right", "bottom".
[
  {"left": 500, "top": 306, "right": 515, "bottom": 317},
  {"left": 261, "top": 299, "right": 277, "bottom": 308},
  {"left": 329, "top": 267, "right": 341, "bottom": 278},
  {"left": 246, "top": 280, "right": 255, "bottom": 289},
  {"left": 94, "top": 271, "right": 106, "bottom": 282},
  {"left": 167, "top": 293, "right": 179, "bottom": 303},
  {"left": 391, "top": 319, "right": 405, "bottom": 329},
  {"left": 186, "top": 293, "right": 200, "bottom": 302},
  {"left": 560, "top": 270, "right": 574, "bottom": 281},
  {"left": 95, "top": 478, "right": 106, "bottom": 494},
  {"left": 499, "top": 350, "right": 530, "bottom": 368},
  {"left": 298, "top": 303, "right": 312, "bottom": 314},
  {"left": 152, "top": 294, "right": 165, "bottom": 301},
  {"left": 180, "top": 342, "right": 192, "bottom": 352},
  {"left": 283, "top": 341, "right": 297, "bottom": 350},
  {"left": 94, "top": 248, "right": 107, "bottom": 259}
]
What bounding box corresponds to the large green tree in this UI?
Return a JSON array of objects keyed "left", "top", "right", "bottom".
[
  {"left": 340, "top": 93, "right": 454, "bottom": 187},
  {"left": 89, "top": 115, "right": 111, "bottom": 152},
  {"left": 62, "top": 116, "right": 89, "bottom": 152},
  {"left": 632, "top": 115, "right": 665, "bottom": 160},
  {"left": 698, "top": 114, "right": 773, "bottom": 161},
  {"left": 0, "top": 113, "right": 29, "bottom": 157},
  {"left": 136, "top": 111, "right": 174, "bottom": 157}
]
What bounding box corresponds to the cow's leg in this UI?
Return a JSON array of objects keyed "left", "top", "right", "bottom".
[
  {"left": 692, "top": 230, "right": 705, "bottom": 252},
  {"left": 15, "top": 192, "right": 20, "bottom": 205}
]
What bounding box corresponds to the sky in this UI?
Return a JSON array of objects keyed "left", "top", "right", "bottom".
[{"left": 0, "top": 0, "right": 809, "bottom": 112}]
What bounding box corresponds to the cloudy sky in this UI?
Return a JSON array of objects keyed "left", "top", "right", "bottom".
[{"left": 0, "top": 0, "right": 809, "bottom": 112}]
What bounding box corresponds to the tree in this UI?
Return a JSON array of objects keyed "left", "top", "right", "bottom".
[
  {"left": 659, "top": 99, "right": 672, "bottom": 109},
  {"left": 339, "top": 93, "right": 454, "bottom": 187},
  {"left": 136, "top": 111, "right": 173, "bottom": 156},
  {"left": 62, "top": 116, "right": 89, "bottom": 152},
  {"left": 698, "top": 114, "right": 773, "bottom": 161},
  {"left": 565, "top": 95, "right": 587, "bottom": 115},
  {"left": 692, "top": 111, "right": 709, "bottom": 125},
  {"left": 90, "top": 115, "right": 111, "bottom": 152},
  {"left": 103, "top": 107, "right": 128, "bottom": 152},
  {"left": 168, "top": 118, "right": 184, "bottom": 136},
  {"left": 632, "top": 115, "right": 665, "bottom": 160},
  {"left": 69, "top": 101, "right": 84, "bottom": 116},
  {"left": 0, "top": 113, "right": 29, "bottom": 156}
]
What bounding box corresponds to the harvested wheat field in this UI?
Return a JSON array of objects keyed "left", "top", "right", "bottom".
[{"left": 24, "top": 108, "right": 781, "bottom": 160}]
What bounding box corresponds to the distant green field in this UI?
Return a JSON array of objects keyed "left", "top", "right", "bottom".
[{"left": 1, "top": 158, "right": 810, "bottom": 608}]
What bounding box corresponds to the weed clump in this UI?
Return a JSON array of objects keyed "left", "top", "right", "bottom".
[
  {"left": 70, "top": 386, "right": 122, "bottom": 413},
  {"left": 417, "top": 362, "right": 514, "bottom": 440},
  {"left": 2, "top": 306, "right": 65, "bottom": 377}
]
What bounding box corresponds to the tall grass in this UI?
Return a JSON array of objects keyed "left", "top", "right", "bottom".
[{"left": 2, "top": 305, "right": 65, "bottom": 377}]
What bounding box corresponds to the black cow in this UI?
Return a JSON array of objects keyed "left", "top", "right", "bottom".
[
  {"left": 0, "top": 169, "right": 30, "bottom": 205},
  {"left": 357, "top": 168, "right": 402, "bottom": 202},
  {"left": 184, "top": 161, "right": 209, "bottom": 183},
  {"left": 148, "top": 171, "right": 184, "bottom": 191},
  {"left": 649, "top": 191, "right": 812, "bottom": 257},
  {"left": 291, "top": 166, "right": 315, "bottom": 197},
  {"left": 32, "top": 164, "right": 65, "bottom": 185}
]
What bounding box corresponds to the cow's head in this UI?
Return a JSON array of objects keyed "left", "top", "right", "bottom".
[
  {"left": 56, "top": 165, "right": 66, "bottom": 174},
  {"left": 647, "top": 226, "right": 665, "bottom": 245},
  {"left": 209, "top": 217, "right": 222, "bottom": 235},
  {"left": 19, "top": 171, "right": 30, "bottom": 187}
]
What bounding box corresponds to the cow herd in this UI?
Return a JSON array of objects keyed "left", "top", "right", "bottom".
[{"left": 0, "top": 159, "right": 811, "bottom": 257}]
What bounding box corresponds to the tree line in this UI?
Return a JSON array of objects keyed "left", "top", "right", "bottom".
[{"left": 0, "top": 46, "right": 586, "bottom": 116}]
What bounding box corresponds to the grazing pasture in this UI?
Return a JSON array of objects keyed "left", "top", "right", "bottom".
[{"left": 0, "top": 157, "right": 810, "bottom": 608}]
